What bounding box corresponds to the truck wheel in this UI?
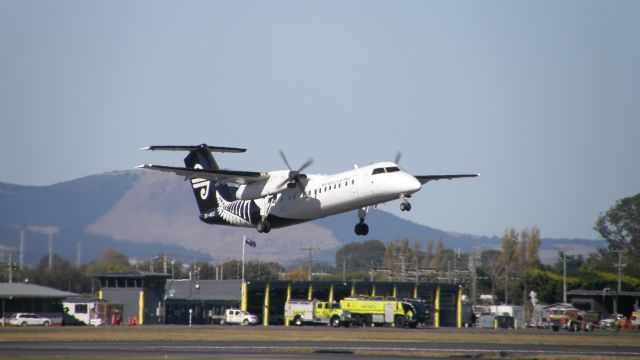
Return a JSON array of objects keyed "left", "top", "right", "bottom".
[
  {"left": 21, "top": 322, "right": 27, "bottom": 327},
  {"left": 552, "top": 325, "right": 560, "bottom": 332},
  {"left": 331, "top": 316, "right": 340, "bottom": 328},
  {"left": 220, "top": 319, "right": 225, "bottom": 325},
  {"left": 394, "top": 315, "right": 406, "bottom": 328},
  {"left": 43, "top": 321, "right": 50, "bottom": 327},
  {"left": 294, "top": 316, "right": 303, "bottom": 326},
  {"left": 243, "top": 319, "right": 249, "bottom": 326},
  {"left": 571, "top": 322, "right": 579, "bottom": 332},
  {"left": 363, "top": 315, "right": 372, "bottom": 327}
]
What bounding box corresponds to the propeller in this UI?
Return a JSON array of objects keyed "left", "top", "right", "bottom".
[
  {"left": 394, "top": 151, "right": 402, "bottom": 165},
  {"left": 278, "top": 150, "right": 314, "bottom": 191}
]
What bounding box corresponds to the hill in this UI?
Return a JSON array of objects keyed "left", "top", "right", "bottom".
[{"left": 0, "top": 171, "right": 603, "bottom": 266}]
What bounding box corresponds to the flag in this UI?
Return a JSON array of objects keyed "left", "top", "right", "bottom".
[{"left": 245, "top": 238, "right": 256, "bottom": 248}]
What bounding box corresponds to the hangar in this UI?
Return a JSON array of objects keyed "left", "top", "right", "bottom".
[
  {"left": 96, "top": 271, "right": 464, "bottom": 327},
  {"left": 0, "top": 282, "right": 75, "bottom": 326},
  {"left": 568, "top": 289, "right": 640, "bottom": 318}
]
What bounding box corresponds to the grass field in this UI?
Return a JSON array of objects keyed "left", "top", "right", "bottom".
[{"left": 1, "top": 325, "right": 639, "bottom": 346}]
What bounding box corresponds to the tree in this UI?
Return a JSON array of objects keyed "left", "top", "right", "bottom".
[
  {"left": 383, "top": 238, "right": 412, "bottom": 281},
  {"left": 526, "top": 227, "right": 542, "bottom": 269},
  {"left": 480, "top": 249, "right": 502, "bottom": 301},
  {"left": 336, "top": 240, "right": 385, "bottom": 276},
  {"left": 85, "top": 249, "right": 130, "bottom": 275},
  {"left": 26, "top": 254, "right": 91, "bottom": 293},
  {"left": 594, "top": 193, "right": 640, "bottom": 277},
  {"left": 595, "top": 193, "right": 640, "bottom": 252},
  {"left": 500, "top": 228, "right": 518, "bottom": 303}
]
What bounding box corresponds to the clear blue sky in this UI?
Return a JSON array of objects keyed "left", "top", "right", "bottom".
[{"left": 1, "top": 1, "right": 638, "bottom": 240}]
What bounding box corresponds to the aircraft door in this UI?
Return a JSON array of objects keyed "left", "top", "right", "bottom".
[{"left": 361, "top": 169, "right": 374, "bottom": 196}]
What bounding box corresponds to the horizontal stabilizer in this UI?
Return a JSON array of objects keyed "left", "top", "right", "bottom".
[
  {"left": 140, "top": 144, "right": 246, "bottom": 153},
  {"left": 136, "top": 164, "right": 268, "bottom": 185},
  {"left": 416, "top": 174, "right": 479, "bottom": 184}
]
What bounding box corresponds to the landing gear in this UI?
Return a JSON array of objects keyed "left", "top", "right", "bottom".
[
  {"left": 257, "top": 195, "right": 275, "bottom": 234},
  {"left": 354, "top": 222, "right": 369, "bottom": 236},
  {"left": 400, "top": 195, "right": 412, "bottom": 212},
  {"left": 354, "top": 207, "right": 369, "bottom": 236},
  {"left": 257, "top": 219, "right": 271, "bottom": 233}
]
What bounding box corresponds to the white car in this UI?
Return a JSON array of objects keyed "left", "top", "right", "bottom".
[
  {"left": 89, "top": 318, "right": 104, "bottom": 327},
  {"left": 9, "top": 313, "right": 51, "bottom": 327},
  {"left": 221, "top": 309, "right": 258, "bottom": 326}
]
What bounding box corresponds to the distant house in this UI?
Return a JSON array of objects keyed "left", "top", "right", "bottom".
[{"left": 0, "top": 282, "right": 76, "bottom": 326}]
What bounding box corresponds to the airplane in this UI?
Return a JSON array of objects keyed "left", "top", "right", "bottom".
[{"left": 137, "top": 144, "right": 478, "bottom": 235}]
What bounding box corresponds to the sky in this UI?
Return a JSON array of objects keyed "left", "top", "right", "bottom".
[{"left": 1, "top": 1, "right": 639, "bottom": 240}]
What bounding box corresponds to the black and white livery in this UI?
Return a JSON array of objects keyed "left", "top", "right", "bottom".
[{"left": 137, "top": 144, "right": 477, "bottom": 236}]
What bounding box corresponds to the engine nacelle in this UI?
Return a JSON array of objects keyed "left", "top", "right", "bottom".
[{"left": 235, "top": 170, "right": 291, "bottom": 200}]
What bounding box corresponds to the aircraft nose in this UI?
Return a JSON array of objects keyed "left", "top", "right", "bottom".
[{"left": 405, "top": 175, "right": 422, "bottom": 194}]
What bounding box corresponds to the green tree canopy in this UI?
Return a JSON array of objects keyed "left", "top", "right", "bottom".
[
  {"left": 593, "top": 193, "right": 640, "bottom": 277},
  {"left": 336, "top": 239, "right": 385, "bottom": 275}
]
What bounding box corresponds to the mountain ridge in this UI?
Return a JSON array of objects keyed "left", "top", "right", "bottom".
[{"left": 0, "top": 171, "right": 603, "bottom": 266}]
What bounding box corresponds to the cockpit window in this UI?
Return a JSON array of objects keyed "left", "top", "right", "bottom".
[
  {"left": 372, "top": 168, "right": 385, "bottom": 175},
  {"left": 385, "top": 166, "right": 400, "bottom": 173}
]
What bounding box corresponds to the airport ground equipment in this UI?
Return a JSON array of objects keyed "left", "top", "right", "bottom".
[
  {"left": 221, "top": 309, "right": 258, "bottom": 326},
  {"left": 285, "top": 300, "right": 352, "bottom": 327},
  {"left": 402, "top": 298, "right": 431, "bottom": 327},
  {"left": 340, "top": 297, "right": 418, "bottom": 328},
  {"left": 546, "top": 304, "right": 596, "bottom": 332}
]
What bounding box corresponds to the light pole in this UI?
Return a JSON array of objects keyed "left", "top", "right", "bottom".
[{"left": 242, "top": 235, "right": 246, "bottom": 284}]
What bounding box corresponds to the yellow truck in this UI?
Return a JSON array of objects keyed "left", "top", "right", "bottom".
[
  {"left": 285, "top": 300, "right": 352, "bottom": 327},
  {"left": 340, "top": 297, "right": 418, "bottom": 328}
]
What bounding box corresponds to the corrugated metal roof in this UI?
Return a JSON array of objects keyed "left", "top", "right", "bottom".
[
  {"left": 94, "top": 271, "right": 171, "bottom": 279},
  {"left": 0, "top": 283, "right": 77, "bottom": 298},
  {"left": 165, "top": 279, "right": 241, "bottom": 301},
  {"left": 568, "top": 289, "right": 640, "bottom": 297}
]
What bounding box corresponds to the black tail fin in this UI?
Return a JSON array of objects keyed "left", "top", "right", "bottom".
[{"left": 184, "top": 145, "right": 220, "bottom": 213}]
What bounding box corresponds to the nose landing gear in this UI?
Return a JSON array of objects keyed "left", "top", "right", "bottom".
[{"left": 400, "top": 195, "right": 412, "bottom": 212}]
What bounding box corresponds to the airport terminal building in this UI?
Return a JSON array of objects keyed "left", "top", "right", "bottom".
[{"left": 95, "top": 271, "right": 464, "bottom": 327}]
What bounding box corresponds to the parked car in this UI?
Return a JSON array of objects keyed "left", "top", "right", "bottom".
[
  {"left": 600, "top": 314, "right": 625, "bottom": 329},
  {"left": 9, "top": 313, "right": 51, "bottom": 327}
]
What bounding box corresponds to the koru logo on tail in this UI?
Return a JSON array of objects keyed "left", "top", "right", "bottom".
[{"left": 190, "top": 164, "right": 210, "bottom": 200}]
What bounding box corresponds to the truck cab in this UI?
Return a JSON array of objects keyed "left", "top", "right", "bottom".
[{"left": 285, "top": 300, "right": 352, "bottom": 327}]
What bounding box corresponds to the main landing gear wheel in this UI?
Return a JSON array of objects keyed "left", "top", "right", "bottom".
[
  {"left": 257, "top": 220, "right": 271, "bottom": 233},
  {"left": 354, "top": 222, "right": 369, "bottom": 236}
]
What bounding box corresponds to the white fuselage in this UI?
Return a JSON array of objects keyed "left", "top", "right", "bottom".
[{"left": 262, "top": 162, "right": 422, "bottom": 222}]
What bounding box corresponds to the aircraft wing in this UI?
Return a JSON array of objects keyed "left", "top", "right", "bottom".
[
  {"left": 415, "top": 174, "right": 479, "bottom": 184},
  {"left": 136, "top": 164, "right": 269, "bottom": 185}
]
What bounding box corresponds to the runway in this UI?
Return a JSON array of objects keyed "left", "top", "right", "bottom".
[{"left": 2, "top": 338, "right": 640, "bottom": 359}]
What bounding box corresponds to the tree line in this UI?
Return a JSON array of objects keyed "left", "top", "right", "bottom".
[{"left": 2, "top": 193, "right": 637, "bottom": 305}]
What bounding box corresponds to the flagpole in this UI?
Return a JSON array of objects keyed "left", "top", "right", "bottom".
[{"left": 242, "top": 235, "right": 246, "bottom": 284}]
